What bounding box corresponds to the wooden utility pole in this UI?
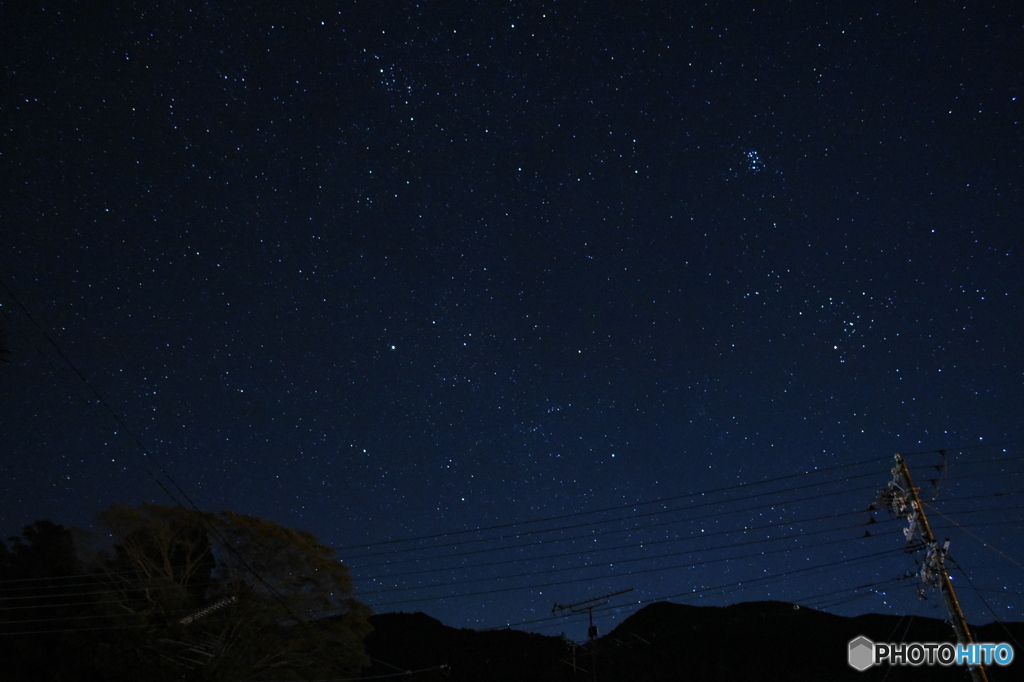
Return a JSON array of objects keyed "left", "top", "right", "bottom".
[{"left": 877, "top": 453, "right": 988, "bottom": 682}]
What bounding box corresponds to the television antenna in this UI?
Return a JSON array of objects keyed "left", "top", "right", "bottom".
[{"left": 552, "top": 588, "right": 633, "bottom": 681}]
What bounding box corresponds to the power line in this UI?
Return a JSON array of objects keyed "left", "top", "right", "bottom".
[
  {"left": 349, "top": 474, "right": 1020, "bottom": 614},
  {"left": 346, "top": 489, "right": 1022, "bottom": 591},
  {"left": 922, "top": 502, "right": 1024, "bottom": 571},
  {"left": 348, "top": 477, "right": 884, "bottom": 570},
  {"left": 0, "top": 569, "right": 149, "bottom": 590},
  {"left": 0, "top": 603, "right": 200, "bottom": 628},
  {"left": 947, "top": 556, "right": 1024, "bottom": 651},
  {"left": 354, "top": 507, "right": 885, "bottom": 587},
  {"left": 354, "top": 513, "right": 857, "bottom": 582},
  {"left": 361, "top": 524, "right": 902, "bottom": 600},
  {"left": 339, "top": 444, "right": 1020, "bottom": 562},
  {"left": 368, "top": 533, "right": 906, "bottom": 610},
  {"left": 490, "top": 547, "right": 908, "bottom": 633},
  {"left": 344, "top": 469, "right": 889, "bottom": 565},
  {"left": 337, "top": 455, "right": 895, "bottom": 554},
  {"left": 0, "top": 622, "right": 160, "bottom": 637},
  {"left": 0, "top": 584, "right": 181, "bottom": 605},
  {"left": 901, "top": 441, "right": 1024, "bottom": 456}
]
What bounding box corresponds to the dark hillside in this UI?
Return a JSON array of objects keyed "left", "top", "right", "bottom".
[
  {"left": 599, "top": 601, "right": 1024, "bottom": 681},
  {"left": 364, "top": 602, "right": 1024, "bottom": 681},
  {"left": 363, "top": 611, "right": 575, "bottom": 681}
]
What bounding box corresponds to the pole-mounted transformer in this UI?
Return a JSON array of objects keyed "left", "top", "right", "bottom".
[{"left": 876, "top": 453, "right": 988, "bottom": 682}]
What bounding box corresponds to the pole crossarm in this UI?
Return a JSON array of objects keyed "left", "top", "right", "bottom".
[{"left": 552, "top": 588, "right": 634, "bottom": 616}]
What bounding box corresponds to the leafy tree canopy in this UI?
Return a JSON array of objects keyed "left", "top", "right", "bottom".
[
  {"left": 1, "top": 505, "right": 372, "bottom": 681},
  {"left": 92, "top": 503, "right": 373, "bottom": 680}
]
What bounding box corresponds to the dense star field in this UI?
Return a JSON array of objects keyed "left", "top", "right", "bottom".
[{"left": 2, "top": 2, "right": 1022, "bottom": 637}]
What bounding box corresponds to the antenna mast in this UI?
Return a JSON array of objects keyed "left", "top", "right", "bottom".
[{"left": 552, "top": 588, "right": 633, "bottom": 682}]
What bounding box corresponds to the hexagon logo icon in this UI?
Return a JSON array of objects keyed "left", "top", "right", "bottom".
[{"left": 848, "top": 636, "right": 874, "bottom": 671}]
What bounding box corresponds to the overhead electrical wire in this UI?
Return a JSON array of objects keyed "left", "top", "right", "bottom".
[
  {"left": 346, "top": 475, "right": 886, "bottom": 567},
  {"left": 796, "top": 576, "right": 913, "bottom": 611},
  {"left": 351, "top": 474, "right": 1020, "bottom": 626},
  {"left": 347, "top": 491, "right": 1017, "bottom": 586},
  {"left": 355, "top": 501, "right": 892, "bottom": 585},
  {"left": 345, "top": 458, "right": 1020, "bottom": 618},
  {"left": 922, "top": 502, "right": 1024, "bottom": 571},
  {"left": 353, "top": 508, "right": 878, "bottom": 582},
  {"left": 339, "top": 440, "right": 1024, "bottom": 556},
  {"left": 351, "top": 504, "right": 1024, "bottom": 588},
  {"left": 946, "top": 555, "right": 1024, "bottom": 651},
  {"left": 368, "top": 537, "right": 907, "bottom": 610},
  {"left": 0, "top": 569, "right": 150, "bottom": 591},
  {"left": 361, "top": 525, "right": 904, "bottom": 599},
  {"left": 901, "top": 441, "right": 1024, "bottom": 457},
  {"left": 0, "top": 584, "right": 183, "bottom": 605},
  {"left": 340, "top": 452, "right": 1016, "bottom": 566},
  {"left": 338, "top": 456, "right": 895, "bottom": 555},
  {"left": 489, "top": 547, "right": 909, "bottom": 633},
  {"left": 347, "top": 485, "right": 885, "bottom": 577}
]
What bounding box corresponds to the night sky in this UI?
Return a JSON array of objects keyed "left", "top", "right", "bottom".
[{"left": 2, "top": 2, "right": 1023, "bottom": 639}]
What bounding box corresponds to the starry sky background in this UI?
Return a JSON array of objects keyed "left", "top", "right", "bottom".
[{"left": 2, "top": 1, "right": 1023, "bottom": 638}]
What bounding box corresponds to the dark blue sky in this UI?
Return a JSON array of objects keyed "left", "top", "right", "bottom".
[{"left": 2, "top": 1, "right": 1022, "bottom": 637}]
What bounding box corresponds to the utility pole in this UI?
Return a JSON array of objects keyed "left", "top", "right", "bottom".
[
  {"left": 876, "top": 453, "right": 988, "bottom": 682},
  {"left": 553, "top": 588, "right": 633, "bottom": 682}
]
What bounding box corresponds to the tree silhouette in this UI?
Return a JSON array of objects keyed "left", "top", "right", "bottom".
[
  {"left": 91, "top": 503, "right": 372, "bottom": 680},
  {"left": 0, "top": 521, "right": 97, "bottom": 680},
  {"left": 2, "top": 520, "right": 81, "bottom": 580}
]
